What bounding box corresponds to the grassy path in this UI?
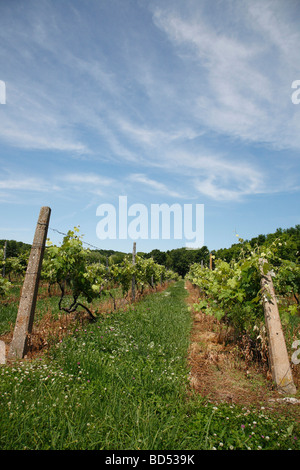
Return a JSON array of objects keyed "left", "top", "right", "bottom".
[{"left": 0, "top": 280, "right": 299, "bottom": 450}]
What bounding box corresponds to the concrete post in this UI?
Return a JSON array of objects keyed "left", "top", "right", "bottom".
[
  {"left": 259, "top": 259, "right": 296, "bottom": 395},
  {"left": 8, "top": 207, "right": 51, "bottom": 360}
]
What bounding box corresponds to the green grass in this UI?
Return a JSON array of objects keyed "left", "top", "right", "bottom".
[{"left": 0, "top": 281, "right": 299, "bottom": 450}]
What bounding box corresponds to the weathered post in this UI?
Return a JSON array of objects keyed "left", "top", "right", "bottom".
[
  {"left": 259, "top": 259, "right": 296, "bottom": 395},
  {"left": 132, "top": 241, "right": 136, "bottom": 301},
  {"left": 8, "top": 206, "right": 51, "bottom": 360}
]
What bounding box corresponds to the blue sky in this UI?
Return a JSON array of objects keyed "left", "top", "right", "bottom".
[{"left": 0, "top": 0, "right": 299, "bottom": 253}]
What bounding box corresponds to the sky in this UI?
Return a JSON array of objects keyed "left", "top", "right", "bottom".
[{"left": 0, "top": 0, "right": 299, "bottom": 254}]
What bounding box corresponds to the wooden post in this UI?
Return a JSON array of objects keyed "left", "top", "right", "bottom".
[
  {"left": 209, "top": 253, "right": 213, "bottom": 270},
  {"left": 8, "top": 207, "right": 51, "bottom": 360},
  {"left": 259, "top": 259, "right": 296, "bottom": 395},
  {"left": 132, "top": 242, "right": 136, "bottom": 301}
]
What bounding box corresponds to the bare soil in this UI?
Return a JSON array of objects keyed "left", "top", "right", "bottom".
[{"left": 185, "top": 281, "right": 300, "bottom": 422}]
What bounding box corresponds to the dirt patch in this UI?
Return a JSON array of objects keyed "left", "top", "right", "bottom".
[
  {"left": 0, "top": 281, "right": 172, "bottom": 360},
  {"left": 185, "top": 281, "right": 300, "bottom": 421}
]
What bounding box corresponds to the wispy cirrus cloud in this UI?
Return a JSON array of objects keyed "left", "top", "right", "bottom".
[
  {"left": 0, "top": 174, "right": 60, "bottom": 192},
  {"left": 152, "top": 0, "right": 300, "bottom": 150},
  {"left": 128, "top": 173, "right": 185, "bottom": 199},
  {"left": 149, "top": 148, "right": 265, "bottom": 201},
  {"left": 0, "top": 171, "right": 61, "bottom": 205},
  {"left": 61, "top": 173, "right": 115, "bottom": 186},
  {"left": 0, "top": 0, "right": 299, "bottom": 211},
  {"left": 59, "top": 173, "right": 118, "bottom": 197}
]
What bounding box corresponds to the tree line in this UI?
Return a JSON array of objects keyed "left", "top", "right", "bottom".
[{"left": 1, "top": 224, "right": 299, "bottom": 279}]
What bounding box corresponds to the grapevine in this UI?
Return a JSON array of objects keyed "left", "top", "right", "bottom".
[
  {"left": 41, "top": 227, "right": 177, "bottom": 320},
  {"left": 186, "top": 236, "right": 300, "bottom": 348}
]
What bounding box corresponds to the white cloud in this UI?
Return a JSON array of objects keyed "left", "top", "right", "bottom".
[
  {"left": 160, "top": 149, "right": 265, "bottom": 201},
  {"left": 0, "top": 176, "right": 60, "bottom": 192},
  {"left": 59, "top": 173, "right": 118, "bottom": 197},
  {"left": 152, "top": 1, "right": 300, "bottom": 150},
  {"left": 0, "top": 81, "right": 90, "bottom": 153},
  {"left": 62, "top": 173, "right": 114, "bottom": 186},
  {"left": 0, "top": 0, "right": 299, "bottom": 211},
  {"left": 194, "top": 175, "right": 259, "bottom": 202},
  {"left": 128, "top": 173, "right": 184, "bottom": 198},
  {"left": 115, "top": 116, "right": 199, "bottom": 149}
]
